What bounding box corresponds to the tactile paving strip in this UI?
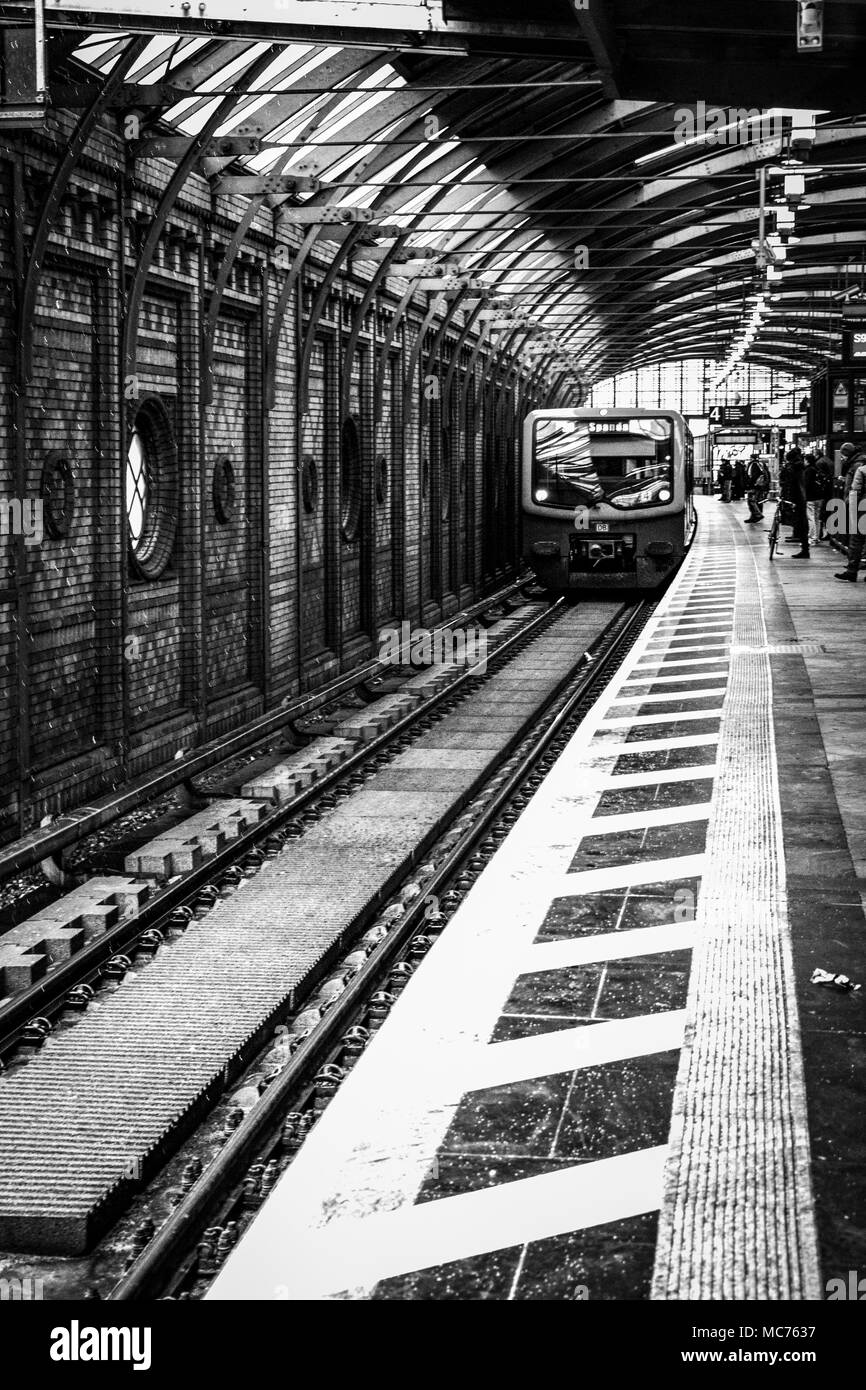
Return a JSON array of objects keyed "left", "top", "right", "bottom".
[
  {"left": 651, "top": 521, "right": 822, "bottom": 1300},
  {"left": 0, "top": 606, "right": 610, "bottom": 1255}
]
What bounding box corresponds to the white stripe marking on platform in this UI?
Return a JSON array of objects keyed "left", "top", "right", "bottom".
[
  {"left": 584, "top": 803, "right": 711, "bottom": 835},
  {"left": 602, "top": 709, "right": 723, "bottom": 729},
  {"left": 468, "top": 1010, "right": 688, "bottom": 1092},
  {"left": 521, "top": 921, "right": 698, "bottom": 973},
  {"left": 602, "top": 763, "right": 717, "bottom": 788},
  {"left": 207, "top": 1147, "right": 669, "bottom": 1300},
  {"left": 610, "top": 688, "right": 726, "bottom": 705},
  {"left": 621, "top": 673, "right": 728, "bottom": 687},
  {"left": 555, "top": 854, "right": 706, "bottom": 896},
  {"left": 589, "top": 734, "right": 719, "bottom": 756},
  {"left": 633, "top": 657, "right": 729, "bottom": 671},
  {"left": 655, "top": 618, "right": 732, "bottom": 628},
  {"left": 641, "top": 645, "right": 729, "bottom": 657}
]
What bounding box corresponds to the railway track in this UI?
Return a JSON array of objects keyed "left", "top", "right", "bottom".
[
  {"left": 0, "top": 576, "right": 539, "bottom": 884},
  {"left": 0, "top": 588, "right": 660, "bottom": 1293},
  {"left": 102, "top": 596, "right": 655, "bottom": 1301},
  {"left": 0, "top": 577, "right": 548, "bottom": 1061}
]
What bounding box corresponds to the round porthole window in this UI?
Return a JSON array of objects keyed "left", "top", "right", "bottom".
[
  {"left": 302, "top": 454, "right": 320, "bottom": 514},
  {"left": 212, "top": 456, "right": 237, "bottom": 525},
  {"left": 126, "top": 395, "right": 178, "bottom": 580},
  {"left": 375, "top": 455, "right": 388, "bottom": 506},
  {"left": 41, "top": 451, "right": 76, "bottom": 539},
  {"left": 340, "top": 416, "right": 362, "bottom": 541}
]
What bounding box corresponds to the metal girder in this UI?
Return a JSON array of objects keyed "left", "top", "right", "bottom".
[
  {"left": 292, "top": 130, "right": 438, "bottom": 413},
  {"left": 33, "top": 1, "right": 595, "bottom": 50},
  {"left": 213, "top": 171, "right": 319, "bottom": 193},
  {"left": 267, "top": 52, "right": 499, "bottom": 412},
  {"left": 293, "top": 53, "right": 528, "bottom": 411},
  {"left": 340, "top": 231, "right": 409, "bottom": 422},
  {"left": 47, "top": 14, "right": 866, "bottom": 388},
  {"left": 135, "top": 135, "right": 262, "bottom": 159},
  {"left": 18, "top": 39, "right": 145, "bottom": 385},
  {"left": 401, "top": 294, "right": 442, "bottom": 421},
  {"left": 571, "top": 0, "right": 620, "bottom": 99},
  {"left": 204, "top": 50, "right": 385, "bottom": 406},
  {"left": 282, "top": 204, "right": 380, "bottom": 223},
  {"left": 160, "top": 38, "right": 256, "bottom": 92},
  {"left": 206, "top": 46, "right": 387, "bottom": 154},
  {"left": 373, "top": 280, "right": 415, "bottom": 423},
  {"left": 423, "top": 287, "right": 468, "bottom": 410},
  {"left": 122, "top": 44, "right": 278, "bottom": 406},
  {"left": 49, "top": 80, "right": 201, "bottom": 107},
  {"left": 441, "top": 298, "right": 481, "bottom": 414},
  {"left": 457, "top": 315, "right": 492, "bottom": 422}
]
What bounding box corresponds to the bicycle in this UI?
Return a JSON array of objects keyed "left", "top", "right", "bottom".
[{"left": 768, "top": 499, "right": 782, "bottom": 561}]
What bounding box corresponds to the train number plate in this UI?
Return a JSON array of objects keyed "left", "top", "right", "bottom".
[{"left": 593, "top": 523, "right": 610, "bottom": 533}]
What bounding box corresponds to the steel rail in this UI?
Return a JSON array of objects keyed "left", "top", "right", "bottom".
[
  {"left": 108, "top": 596, "right": 652, "bottom": 1300},
  {"left": 0, "top": 586, "right": 554, "bottom": 1054},
  {"left": 0, "top": 574, "right": 534, "bottom": 882}
]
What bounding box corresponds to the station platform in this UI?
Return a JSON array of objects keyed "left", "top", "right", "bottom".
[{"left": 208, "top": 497, "right": 866, "bottom": 1302}]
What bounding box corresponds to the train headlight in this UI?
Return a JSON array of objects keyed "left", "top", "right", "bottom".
[
  {"left": 659, "top": 489, "right": 672, "bottom": 502},
  {"left": 535, "top": 488, "right": 549, "bottom": 502}
]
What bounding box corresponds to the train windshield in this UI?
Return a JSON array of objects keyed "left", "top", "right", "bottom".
[{"left": 532, "top": 416, "right": 675, "bottom": 511}]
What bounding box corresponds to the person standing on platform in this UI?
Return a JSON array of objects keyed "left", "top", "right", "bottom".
[
  {"left": 837, "top": 442, "right": 862, "bottom": 556},
  {"left": 814, "top": 453, "right": 835, "bottom": 541},
  {"left": 733, "top": 459, "right": 748, "bottom": 501},
  {"left": 785, "top": 447, "right": 810, "bottom": 559},
  {"left": 744, "top": 454, "right": 764, "bottom": 523},
  {"left": 835, "top": 444, "right": 866, "bottom": 581},
  {"left": 760, "top": 457, "right": 772, "bottom": 499},
  {"left": 804, "top": 453, "right": 823, "bottom": 546},
  {"left": 718, "top": 458, "right": 734, "bottom": 503}
]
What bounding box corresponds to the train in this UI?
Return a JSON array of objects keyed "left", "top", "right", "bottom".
[{"left": 521, "top": 407, "right": 697, "bottom": 593}]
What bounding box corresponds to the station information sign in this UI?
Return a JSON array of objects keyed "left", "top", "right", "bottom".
[
  {"left": 709, "top": 405, "right": 753, "bottom": 426},
  {"left": 846, "top": 329, "right": 866, "bottom": 364}
]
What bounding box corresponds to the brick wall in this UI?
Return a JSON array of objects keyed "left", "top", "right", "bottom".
[
  {"left": 0, "top": 111, "right": 536, "bottom": 841},
  {"left": 204, "top": 310, "right": 261, "bottom": 706},
  {"left": 0, "top": 154, "right": 17, "bottom": 837}
]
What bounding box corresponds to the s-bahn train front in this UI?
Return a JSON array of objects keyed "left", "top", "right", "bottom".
[{"left": 522, "top": 407, "right": 696, "bottom": 593}]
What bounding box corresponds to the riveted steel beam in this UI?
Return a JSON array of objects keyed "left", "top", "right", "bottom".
[
  {"left": 121, "top": 45, "right": 278, "bottom": 403},
  {"left": 31, "top": 1, "right": 596, "bottom": 52},
  {"left": 133, "top": 135, "right": 262, "bottom": 160},
  {"left": 373, "top": 280, "right": 415, "bottom": 425},
  {"left": 441, "top": 298, "right": 482, "bottom": 417},
  {"left": 203, "top": 50, "right": 383, "bottom": 407},
  {"left": 340, "top": 232, "right": 410, "bottom": 424},
  {"left": 19, "top": 34, "right": 149, "bottom": 384}
]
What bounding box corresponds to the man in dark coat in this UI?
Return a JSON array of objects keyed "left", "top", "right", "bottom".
[
  {"left": 732, "top": 459, "right": 748, "bottom": 502},
  {"left": 785, "top": 447, "right": 810, "bottom": 559},
  {"left": 835, "top": 443, "right": 866, "bottom": 580},
  {"left": 744, "top": 454, "right": 765, "bottom": 522},
  {"left": 717, "top": 458, "right": 734, "bottom": 503}
]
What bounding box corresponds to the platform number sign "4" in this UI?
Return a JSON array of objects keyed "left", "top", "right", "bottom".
[{"left": 709, "top": 405, "right": 751, "bottom": 425}]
